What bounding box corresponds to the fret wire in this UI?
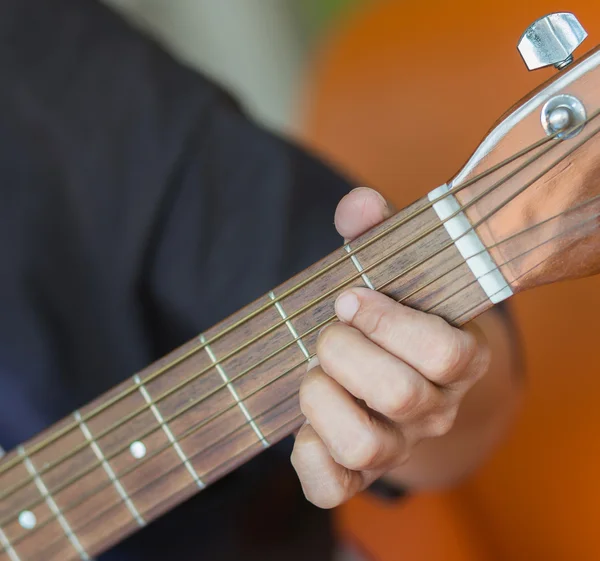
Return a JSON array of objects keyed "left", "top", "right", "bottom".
[
  {"left": 269, "top": 291, "right": 311, "bottom": 359},
  {"left": 133, "top": 376, "right": 206, "bottom": 489},
  {"left": 2, "top": 115, "right": 599, "bottom": 514},
  {"left": 73, "top": 411, "right": 146, "bottom": 527},
  {"left": 199, "top": 335, "right": 269, "bottom": 447},
  {"left": 17, "top": 447, "right": 90, "bottom": 561},
  {"left": 0, "top": 526, "right": 20, "bottom": 561},
  {"left": 344, "top": 243, "right": 375, "bottom": 289},
  {"left": 4, "top": 200, "right": 597, "bottom": 545},
  {"left": 0, "top": 124, "right": 564, "bottom": 480},
  {"left": 4, "top": 198, "right": 598, "bottom": 553}
]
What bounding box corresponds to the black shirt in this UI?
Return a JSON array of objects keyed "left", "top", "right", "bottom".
[{"left": 0, "top": 0, "right": 361, "bottom": 559}]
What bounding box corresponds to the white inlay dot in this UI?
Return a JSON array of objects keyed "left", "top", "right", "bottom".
[
  {"left": 129, "top": 441, "right": 146, "bottom": 459},
  {"left": 19, "top": 510, "right": 36, "bottom": 530}
]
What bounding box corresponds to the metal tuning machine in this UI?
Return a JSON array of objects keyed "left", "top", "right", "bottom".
[{"left": 517, "top": 12, "right": 587, "bottom": 71}]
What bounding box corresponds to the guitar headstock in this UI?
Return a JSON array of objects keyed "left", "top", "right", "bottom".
[{"left": 448, "top": 12, "right": 600, "bottom": 294}]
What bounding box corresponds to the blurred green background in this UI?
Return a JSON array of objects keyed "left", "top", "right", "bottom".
[{"left": 302, "top": 0, "right": 366, "bottom": 37}]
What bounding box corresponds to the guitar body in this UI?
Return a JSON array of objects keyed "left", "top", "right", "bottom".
[{"left": 299, "top": 1, "right": 600, "bottom": 560}]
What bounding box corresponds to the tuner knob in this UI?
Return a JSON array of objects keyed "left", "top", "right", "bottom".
[{"left": 517, "top": 12, "right": 587, "bottom": 71}]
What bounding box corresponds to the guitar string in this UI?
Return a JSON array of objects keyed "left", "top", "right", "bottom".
[
  {"left": 0, "top": 113, "right": 598, "bottom": 507},
  {"left": 3, "top": 198, "right": 598, "bottom": 544},
  {"left": 0, "top": 121, "right": 568, "bottom": 479}
]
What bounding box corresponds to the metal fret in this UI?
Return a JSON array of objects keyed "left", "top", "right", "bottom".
[
  {"left": 0, "top": 526, "right": 20, "bottom": 561},
  {"left": 73, "top": 412, "right": 145, "bottom": 527},
  {"left": 199, "top": 335, "right": 269, "bottom": 448},
  {"left": 133, "top": 376, "right": 205, "bottom": 489},
  {"left": 1, "top": 445, "right": 23, "bottom": 561},
  {"left": 17, "top": 447, "right": 90, "bottom": 561},
  {"left": 344, "top": 243, "right": 375, "bottom": 289},
  {"left": 268, "top": 291, "right": 310, "bottom": 359}
]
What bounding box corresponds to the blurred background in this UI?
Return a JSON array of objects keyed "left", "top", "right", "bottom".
[
  {"left": 101, "top": 1, "right": 600, "bottom": 560},
  {"left": 103, "top": 0, "right": 365, "bottom": 134}
]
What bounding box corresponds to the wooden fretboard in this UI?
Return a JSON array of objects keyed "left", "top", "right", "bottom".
[{"left": 0, "top": 194, "right": 499, "bottom": 561}]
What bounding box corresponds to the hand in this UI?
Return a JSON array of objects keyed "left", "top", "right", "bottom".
[{"left": 290, "top": 187, "right": 492, "bottom": 508}]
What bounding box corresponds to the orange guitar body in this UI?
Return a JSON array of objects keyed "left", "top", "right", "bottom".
[{"left": 299, "top": 1, "right": 600, "bottom": 560}]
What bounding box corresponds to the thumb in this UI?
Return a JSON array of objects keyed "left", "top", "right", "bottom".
[{"left": 334, "top": 187, "right": 395, "bottom": 242}]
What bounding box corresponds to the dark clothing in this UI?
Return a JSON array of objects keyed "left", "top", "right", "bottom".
[{"left": 0, "top": 0, "right": 359, "bottom": 559}]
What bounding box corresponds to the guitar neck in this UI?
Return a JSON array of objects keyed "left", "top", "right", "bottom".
[{"left": 0, "top": 192, "right": 505, "bottom": 561}]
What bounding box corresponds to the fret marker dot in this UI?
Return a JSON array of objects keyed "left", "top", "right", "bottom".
[
  {"left": 19, "top": 510, "right": 36, "bottom": 530},
  {"left": 130, "top": 441, "right": 146, "bottom": 459}
]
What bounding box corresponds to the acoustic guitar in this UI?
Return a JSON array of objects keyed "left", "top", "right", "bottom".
[{"left": 1, "top": 11, "right": 599, "bottom": 561}]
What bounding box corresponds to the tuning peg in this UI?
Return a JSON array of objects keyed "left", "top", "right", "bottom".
[{"left": 518, "top": 12, "right": 587, "bottom": 71}]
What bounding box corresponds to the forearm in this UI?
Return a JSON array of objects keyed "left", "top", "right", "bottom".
[{"left": 382, "top": 307, "right": 523, "bottom": 491}]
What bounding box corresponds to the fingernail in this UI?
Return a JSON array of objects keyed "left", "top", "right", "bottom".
[
  {"left": 306, "top": 356, "right": 320, "bottom": 372},
  {"left": 335, "top": 291, "right": 360, "bottom": 323}
]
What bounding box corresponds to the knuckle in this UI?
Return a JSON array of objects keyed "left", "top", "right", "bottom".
[
  {"left": 391, "top": 430, "right": 412, "bottom": 466},
  {"left": 377, "top": 378, "right": 422, "bottom": 421},
  {"left": 360, "top": 305, "right": 392, "bottom": 340},
  {"left": 335, "top": 422, "right": 382, "bottom": 471},
  {"left": 424, "top": 409, "right": 457, "bottom": 438}
]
